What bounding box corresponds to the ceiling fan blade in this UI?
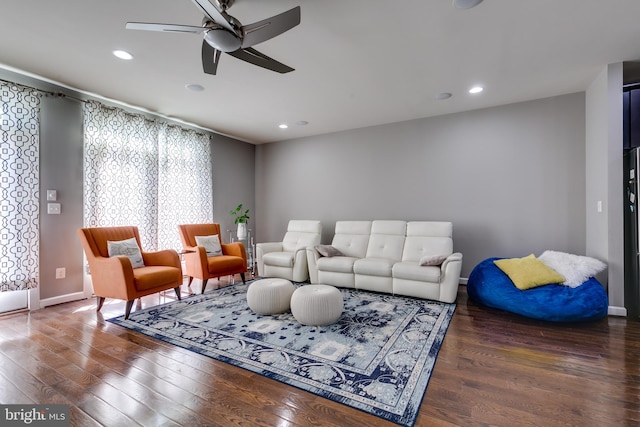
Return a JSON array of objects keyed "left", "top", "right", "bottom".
[
  {"left": 126, "top": 22, "right": 206, "bottom": 33},
  {"left": 190, "top": 0, "right": 235, "bottom": 32},
  {"left": 202, "top": 40, "right": 221, "bottom": 75},
  {"left": 227, "top": 47, "right": 294, "bottom": 73},
  {"left": 240, "top": 6, "right": 301, "bottom": 48}
]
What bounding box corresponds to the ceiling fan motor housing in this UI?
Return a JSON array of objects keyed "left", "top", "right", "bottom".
[{"left": 204, "top": 27, "right": 242, "bottom": 52}]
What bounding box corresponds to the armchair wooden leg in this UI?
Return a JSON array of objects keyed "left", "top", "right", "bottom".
[
  {"left": 124, "top": 300, "right": 135, "bottom": 319},
  {"left": 187, "top": 276, "right": 194, "bottom": 286},
  {"left": 174, "top": 286, "right": 182, "bottom": 300},
  {"left": 201, "top": 279, "right": 209, "bottom": 294},
  {"left": 241, "top": 272, "right": 246, "bottom": 284},
  {"left": 96, "top": 296, "right": 105, "bottom": 312}
]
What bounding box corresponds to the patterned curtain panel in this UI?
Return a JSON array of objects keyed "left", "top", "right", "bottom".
[
  {"left": 83, "top": 101, "right": 213, "bottom": 251},
  {"left": 0, "top": 82, "right": 40, "bottom": 291},
  {"left": 83, "top": 101, "right": 159, "bottom": 249},
  {"left": 157, "top": 123, "right": 213, "bottom": 251}
]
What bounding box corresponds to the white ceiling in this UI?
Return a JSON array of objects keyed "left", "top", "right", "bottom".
[{"left": 2, "top": 0, "right": 640, "bottom": 144}]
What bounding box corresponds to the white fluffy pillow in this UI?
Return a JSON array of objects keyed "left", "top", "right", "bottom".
[
  {"left": 538, "top": 250, "right": 606, "bottom": 288},
  {"left": 195, "top": 234, "right": 223, "bottom": 257},
  {"left": 107, "top": 237, "right": 145, "bottom": 269}
]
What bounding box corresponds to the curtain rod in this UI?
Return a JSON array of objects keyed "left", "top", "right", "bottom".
[{"left": 0, "top": 74, "right": 217, "bottom": 139}]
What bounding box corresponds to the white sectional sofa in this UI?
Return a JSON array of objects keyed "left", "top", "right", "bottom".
[{"left": 306, "top": 220, "right": 463, "bottom": 303}]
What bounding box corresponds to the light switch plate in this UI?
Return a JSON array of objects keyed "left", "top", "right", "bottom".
[
  {"left": 47, "top": 203, "right": 61, "bottom": 214},
  {"left": 46, "top": 190, "right": 57, "bottom": 201}
]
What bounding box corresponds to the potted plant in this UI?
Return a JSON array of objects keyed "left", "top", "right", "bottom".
[{"left": 230, "top": 203, "right": 250, "bottom": 240}]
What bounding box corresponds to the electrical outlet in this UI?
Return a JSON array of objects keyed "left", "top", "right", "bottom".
[
  {"left": 55, "top": 268, "right": 66, "bottom": 279},
  {"left": 47, "top": 203, "right": 61, "bottom": 214}
]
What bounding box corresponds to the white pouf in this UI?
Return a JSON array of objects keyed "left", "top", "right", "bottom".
[
  {"left": 290, "top": 284, "right": 343, "bottom": 326},
  {"left": 247, "top": 278, "right": 295, "bottom": 315}
]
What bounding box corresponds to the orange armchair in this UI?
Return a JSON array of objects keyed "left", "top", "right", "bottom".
[
  {"left": 78, "top": 226, "right": 183, "bottom": 319},
  {"left": 178, "top": 223, "right": 247, "bottom": 294}
]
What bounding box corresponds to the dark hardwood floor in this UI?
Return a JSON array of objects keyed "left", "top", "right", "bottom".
[{"left": 1, "top": 277, "right": 639, "bottom": 426}]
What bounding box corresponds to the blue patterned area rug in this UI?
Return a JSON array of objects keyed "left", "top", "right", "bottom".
[{"left": 108, "top": 282, "right": 455, "bottom": 426}]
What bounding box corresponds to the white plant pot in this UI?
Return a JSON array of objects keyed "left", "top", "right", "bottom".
[{"left": 237, "top": 223, "right": 247, "bottom": 240}]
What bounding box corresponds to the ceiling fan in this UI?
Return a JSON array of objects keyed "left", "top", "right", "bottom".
[{"left": 126, "top": 0, "right": 301, "bottom": 75}]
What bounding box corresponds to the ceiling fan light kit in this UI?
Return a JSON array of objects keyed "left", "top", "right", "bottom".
[
  {"left": 126, "top": 0, "right": 301, "bottom": 75},
  {"left": 453, "top": 0, "right": 484, "bottom": 9}
]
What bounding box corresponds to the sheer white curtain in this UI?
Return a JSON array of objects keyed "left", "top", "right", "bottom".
[
  {"left": 83, "top": 101, "right": 160, "bottom": 249},
  {"left": 157, "top": 123, "right": 213, "bottom": 250},
  {"left": 83, "top": 101, "right": 212, "bottom": 251},
  {"left": 0, "top": 82, "right": 40, "bottom": 291}
]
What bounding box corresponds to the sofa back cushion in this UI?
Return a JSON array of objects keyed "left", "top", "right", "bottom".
[
  {"left": 331, "top": 221, "right": 372, "bottom": 258},
  {"left": 282, "top": 220, "right": 323, "bottom": 252},
  {"left": 402, "top": 221, "right": 453, "bottom": 262},
  {"left": 365, "top": 220, "right": 406, "bottom": 260}
]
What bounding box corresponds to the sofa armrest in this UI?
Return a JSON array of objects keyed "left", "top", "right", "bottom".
[
  {"left": 290, "top": 247, "right": 313, "bottom": 282},
  {"left": 306, "top": 246, "right": 321, "bottom": 283},
  {"left": 89, "top": 255, "right": 137, "bottom": 300},
  {"left": 142, "top": 249, "right": 181, "bottom": 269},
  {"left": 256, "top": 242, "right": 284, "bottom": 277},
  {"left": 441, "top": 252, "right": 463, "bottom": 272},
  {"left": 440, "top": 252, "right": 463, "bottom": 303},
  {"left": 222, "top": 242, "right": 246, "bottom": 260},
  {"left": 183, "top": 246, "right": 209, "bottom": 280},
  {"left": 256, "top": 242, "right": 284, "bottom": 254}
]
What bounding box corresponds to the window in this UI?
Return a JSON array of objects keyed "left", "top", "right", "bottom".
[{"left": 83, "top": 101, "right": 212, "bottom": 250}]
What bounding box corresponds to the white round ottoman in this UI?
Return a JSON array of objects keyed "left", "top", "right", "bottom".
[
  {"left": 247, "top": 278, "right": 295, "bottom": 315},
  {"left": 290, "top": 284, "right": 343, "bottom": 326}
]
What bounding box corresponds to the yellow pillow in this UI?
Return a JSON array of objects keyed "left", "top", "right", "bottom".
[{"left": 494, "top": 254, "right": 565, "bottom": 290}]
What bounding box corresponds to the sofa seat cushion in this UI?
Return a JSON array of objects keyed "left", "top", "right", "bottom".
[
  {"left": 134, "top": 266, "right": 181, "bottom": 291},
  {"left": 353, "top": 257, "right": 396, "bottom": 277},
  {"left": 392, "top": 261, "right": 441, "bottom": 283},
  {"left": 262, "top": 251, "right": 295, "bottom": 268},
  {"left": 207, "top": 255, "right": 245, "bottom": 273},
  {"left": 317, "top": 256, "right": 359, "bottom": 274}
]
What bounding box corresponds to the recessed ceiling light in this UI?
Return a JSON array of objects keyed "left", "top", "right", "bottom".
[
  {"left": 469, "top": 86, "right": 484, "bottom": 94},
  {"left": 453, "top": 0, "right": 484, "bottom": 9},
  {"left": 113, "top": 50, "right": 133, "bottom": 60},
  {"left": 279, "top": 124, "right": 289, "bottom": 129},
  {"left": 436, "top": 92, "right": 452, "bottom": 100},
  {"left": 296, "top": 120, "right": 309, "bottom": 126},
  {"left": 185, "top": 84, "right": 205, "bottom": 92}
]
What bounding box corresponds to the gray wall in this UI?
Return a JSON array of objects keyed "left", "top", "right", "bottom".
[
  {"left": 39, "top": 95, "right": 85, "bottom": 300},
  {"left": 212, "top": 134, "right": 256, "bottom": 240},
  {"left": 255, "top": 93, "right": 587, "bottom": 279},
  {"left": 2, "top": 66, "right": 623, "bottom": 309},
  {"left": 586, "top": 63, "right": 625, "bottom": 313}
]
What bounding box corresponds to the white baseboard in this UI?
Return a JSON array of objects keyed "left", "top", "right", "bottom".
[
  {"left": 608, "top": 306, "right": 627, "bottom": 317},
  {"left": 459, "top": 277, "right": 468, "bottom": 285},
  {"left": 40, "top": 291, "right": 88, "bottom": 308}
]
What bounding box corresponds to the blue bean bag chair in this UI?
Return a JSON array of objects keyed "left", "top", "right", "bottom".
[{"left": 467, "top": 257, "right": 608, "bottom": 322}]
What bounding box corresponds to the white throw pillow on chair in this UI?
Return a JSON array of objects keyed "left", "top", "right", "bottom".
[{"left": 195, "top": 234, "right": 223, "bottom": 257}]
